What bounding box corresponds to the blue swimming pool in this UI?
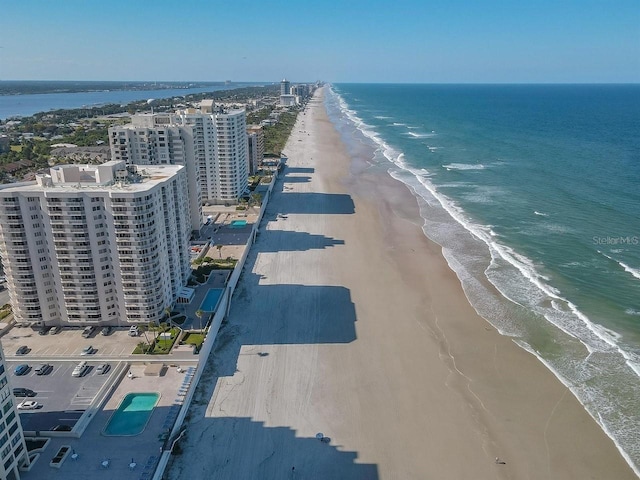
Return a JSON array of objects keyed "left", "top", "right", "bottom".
[
  {"left": 200, "top": 288, "right": 223, "bottom": 312},
  {"left": 103, "top": 392, "right": 159, "bottom": 436},
  {"left": 230, "top": 219, "right": 247, "bottom": 228}
]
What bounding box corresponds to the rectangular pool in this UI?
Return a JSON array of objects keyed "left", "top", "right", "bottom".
[
  {"left": 200, "top": 288, "right": 223, "bottom": 312},
  {"left": 103, "top": 392, "right": 160, "bottom": 436},
  {"left": 230, "top": 219, "right": 247, "bottom": 228}
]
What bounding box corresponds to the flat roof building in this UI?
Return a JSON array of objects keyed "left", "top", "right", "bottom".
[{"left": 0, "top": 161, "right": 191, "bottom": 327}]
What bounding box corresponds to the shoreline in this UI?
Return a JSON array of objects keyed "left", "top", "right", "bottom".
[
  {"left": 327, "top": 85, "right": 640, "bottom": 477},
  {"left": 167, "top": 88, "right": 636, "bottom": 479}
]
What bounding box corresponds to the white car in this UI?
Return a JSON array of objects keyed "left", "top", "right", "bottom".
[
  {"left": 17, "top": 400, "right": 39, "bottom": 410},
  {"left": 72, "top": 361, "right": 88, "bottom": 377}
]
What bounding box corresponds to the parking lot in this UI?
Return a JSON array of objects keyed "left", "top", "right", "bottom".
[
  {"left": 2, "top": 325, "right": 143, "bottom": 358},
  {"left": 7, "top": 360, "right": 120, "bottom": 432}
]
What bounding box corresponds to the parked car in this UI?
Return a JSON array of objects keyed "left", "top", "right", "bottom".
[
  {"left": 15, "top": 345, "right": 29, "bottom": 355},
  {"left": 100, "top": 326, "right": 113, "bottom": 336},
  {"left": 80, "top": 346, "right": 94, "bottom": 356},
  {"left": 81, "top": 326, "right": 96, "bottom": 338},
  {"left": 34, "top": 364, "right": 52, "bottom": 375},
  {"left": 128, "top": 325, "right": 139, "bottom": 337},
  {"left": 38, "top": 326, "right": 51, "bottom": 336},
  {"left": 96, "top": 363, "right": 110, "bottom": 375},
  {"left": 72, "top": 361, "right": 88, "bottom": 377},
  {"left": 14, "top": 364, "right": 29, "bottom": 376},
  {"left": 17, "top": 400, "right": 39, "bottom": 410},
  {"left": 50, "top": 425, "right": 72, "bottom": 432},
  {"left": 49, "top": 326, "right": 62, "bottom": 335},
  {"left": 12, "top": 388, "right": 36, "bottom": 397}
]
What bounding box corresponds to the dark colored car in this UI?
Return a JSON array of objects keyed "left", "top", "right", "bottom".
[
  {"left": 14, "top": 364, "right": 29, "bottom": 376},
  {"left": 50, "top": 425, "right": 72, "bottom": 432},
  {"left": 38, "top": 326, "right": 51, "bottom": 335},
  {"left": 100, "top": 326, "right": 113, "bottom": 336},
  {"left": 15, "top": 345, "right": 29, "bottom": 355},
  {"left": 35, "top": 364, "right": 52, "bottom": 375},
  {"left": 12, "top": 388, "right": 36, "bottom": 397}
]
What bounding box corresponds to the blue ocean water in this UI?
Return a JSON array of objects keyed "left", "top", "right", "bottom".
[{"left": 327, "top": 84, "right": 640, "bottom": 474}]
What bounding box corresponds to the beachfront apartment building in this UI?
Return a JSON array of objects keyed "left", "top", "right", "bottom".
[
  {"left": 110, "top": 106, "right": 249, "bottom": 208},
  {"left": 0, "top": 345, "right": 29, "bottom": 480},
  {"left": 109, "top": 114, "right": 202, "bottom": 232},
  {"left": 246, "top": 125, "right": 265, "bottom": 175},
  {"left": 0, "top": 161, "right": 191, "bottom": 327}
]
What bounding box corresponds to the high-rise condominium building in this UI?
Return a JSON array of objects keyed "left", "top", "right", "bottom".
[
  {"left": 0, "top": 161, "right": 191, "bottom": 327},
  {"left": 109, "top": 106, "right": 249, "bottom": 208},
  {"left": 246, "top": 125, "right": 265, "bottom": 175},
  {"left": 0, "top": 345, "right": 29, "bottom": 480}
]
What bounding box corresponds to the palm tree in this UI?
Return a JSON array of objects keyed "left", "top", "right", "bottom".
[
  {"left": 137, "top": 325, "right": 153, "bottom": 352},
  {"left": 249, "top": 193, "right": 262, "bottom": 212},
  {"left": 215, "top": 244, "right": 223, "bottom": 259},
  {"left": 195, "top": 309, "right": 204, "bottom": 330}
]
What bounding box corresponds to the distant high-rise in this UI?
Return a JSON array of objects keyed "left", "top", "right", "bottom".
[
  {"left": 280, "top": 78, "right": 290, "bottom": 96},
  {"left": 0, "top": 161, "right": 191, "bottom": 327}
]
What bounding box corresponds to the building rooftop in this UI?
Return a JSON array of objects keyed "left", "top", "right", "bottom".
[{"left": 0, "top": 161, "right": 184, "bottom": 194}]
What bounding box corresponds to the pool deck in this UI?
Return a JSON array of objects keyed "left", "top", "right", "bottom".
[{"left": 20, "top": 363, "right": 196, "bottom": 479}]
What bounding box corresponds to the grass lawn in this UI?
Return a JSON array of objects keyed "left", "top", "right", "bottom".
[{"left": 182, "top": 332, "right": 205, "bottom": 349}]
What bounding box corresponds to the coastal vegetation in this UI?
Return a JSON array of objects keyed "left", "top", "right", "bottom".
[
  {"left": 0, "top": 83, "right": 290, "bottom": 179},
  {"left": 263, "top": 111, "right": 298, "bottom": 155}
]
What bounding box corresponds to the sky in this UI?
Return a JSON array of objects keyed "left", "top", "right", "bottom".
[{"left": 1, "top": 0, "right": 638, "bottom": 83}]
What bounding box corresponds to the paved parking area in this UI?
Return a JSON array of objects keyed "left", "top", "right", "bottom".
[
  {"left": 20, "top": 363, "right": 197, "bottom": 480},
  {"left": 2, "top": 327, "right": 142, "bottom": 358},
  {"left": 7, "top": 360, "right": 119, "bottom": 431}
]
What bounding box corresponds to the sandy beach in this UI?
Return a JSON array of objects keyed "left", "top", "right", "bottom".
[{"left": 167, "top": 88, "right": 636, "bottom": 479}]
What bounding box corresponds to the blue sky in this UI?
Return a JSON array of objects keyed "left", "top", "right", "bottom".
[{"left": 1, "top": 0, "right": 638, "bottom": 83}]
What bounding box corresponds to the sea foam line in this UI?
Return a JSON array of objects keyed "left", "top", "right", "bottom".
[{"left": 598, "top": 251, "right": 640, "bottom": 281}]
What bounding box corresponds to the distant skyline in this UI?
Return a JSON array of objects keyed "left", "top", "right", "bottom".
[{"left": 1, "top": 0, "right": 639, "bottom": 84}]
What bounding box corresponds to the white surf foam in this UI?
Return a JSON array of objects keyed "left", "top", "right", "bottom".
[
  {"left": 598, "top": 251, "right": 640, "bottom": 281},
  {"left": 405, "top": 131, "right": 436, "bottom": 138},
  {"left": 619, "top": 261, "right": 640, "bottom": 281},
  {"left": 534, "top": 211, "right": 548, "bottom": 216},
  {"left": 443, "top": 163, "right": 486, "bottom": 171}
]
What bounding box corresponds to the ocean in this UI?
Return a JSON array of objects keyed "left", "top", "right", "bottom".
[{"left": 326, "top": 83, "right": 640, "bottom": 475}]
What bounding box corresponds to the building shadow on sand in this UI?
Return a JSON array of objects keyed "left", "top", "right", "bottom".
[
  {"left": 170, "top": 417, "right": 379, "bottom": 480},
  {"left": 256, "top": 229, "right": 345, "bottom": 252}
]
